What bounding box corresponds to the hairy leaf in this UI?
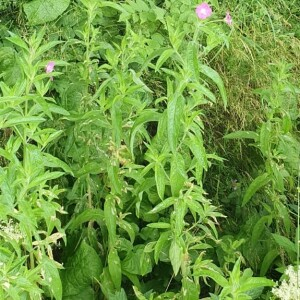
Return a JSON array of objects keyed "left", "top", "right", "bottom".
[
  {"left": 260, "top": 249, "right": 279, "bottom": 277},
  {"left": 67, "top": 209, "right": 104, "bottom": 231},
  {"left": 170, "top": 153, "right": 187, "bottom": 196},
  {"left": 104, "top": 195, "right": 117, "bottom": 246},
  {"left": 242, "top": 173, "right": 270, "bottom": 206},
  {"left": 155, "top": 162, "right": 165, "bottom": 200},
  {"left": 24, "top": 0, "right": 71, "bottom": 25},
  {"left": 224, "top": 131, "right": 259, "bottom": 140},
  {"left": 41, "top": 256, "right": 62, "bottom": 300},
  {"left": 148, "top": 197, "right": 175, "bottom": 214},
  {"left": 169, "top": 239, "right": 182, "bottom": 276},
  {"left": 199, "top": 64, "right": 227, "bottom": 108},
  {"left": 272, "top": 233, "right": 297, "bottom": 253},
  {"left": 61, "top": 241, "right": 102, "bottom": 298},
  {"left": 108, "top": 247, "right": 122, "bottom": 291}
]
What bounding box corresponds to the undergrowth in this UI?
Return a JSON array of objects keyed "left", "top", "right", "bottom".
[{"left": 0, "top": 0, "right": 299, "bottom": 299}]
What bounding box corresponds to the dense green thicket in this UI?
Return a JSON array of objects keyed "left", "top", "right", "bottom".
[{"left": 0, "top": 1, "right": 299, "bottom": 299}]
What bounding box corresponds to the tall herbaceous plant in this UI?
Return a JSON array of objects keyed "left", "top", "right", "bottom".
[
  {"left": 0, "top": 28, "right": 71, "bottom": 298},
  {"left": 0, "top": 0, "right": 278, "bottom": 299}
]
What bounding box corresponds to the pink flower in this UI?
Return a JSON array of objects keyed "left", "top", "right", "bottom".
[
  {"left": 45, "top": 61, "right": 55, "bottom": 73},
  {"left": 195, "top": 3, "right": 212, "bottom": 20},
  {"left": 224, "top": 11, "right": 233, "bottom": 26},
  {"left": 45, "top": 61, "right": 55, "bottom": 81}
]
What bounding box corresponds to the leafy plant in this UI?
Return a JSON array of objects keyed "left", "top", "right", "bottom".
[
  {"left": 224, "top": 63, "right": 300, "bottom": 274},
  {"left": 0, "top": 0, "right": 299, "bottom": 299},
  {"left": 24, "top": 0, "right": 71, "bottom": 25},
  {"left": 0, "top": 28, "right": 70, "bottom": 299}
]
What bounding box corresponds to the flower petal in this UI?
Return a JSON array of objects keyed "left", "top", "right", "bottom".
[
  {"left": 224, "top": 11, "right": 233, "bottom": 26},
  {"left": 195, "top": 3, "right": 212, "bottom": 20},
  {"left": 45, "top": 61, "right": 55, "bottom": 73}
]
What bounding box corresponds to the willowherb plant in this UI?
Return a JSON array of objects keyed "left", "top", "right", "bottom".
[
  {"left": 1, "top": 0, "right": 297, "bottom": 299},
  {"left": 0, "top": 27, "right": 70, "bottom": 299}
]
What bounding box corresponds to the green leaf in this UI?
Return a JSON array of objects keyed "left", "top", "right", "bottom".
[
  {"left": 28, "top": 171, "right": 64, "bottom": 189},
  {"left": 66, "top": 111, "right": 110, "bottom": 126},
  {"left": 224, "top": 131, "right": 259, "bottom": 140},
  {"left": 193, "top": 268, "right": 228, "bottom": 288},
  {"left": 63, "top": 289, "right": 94, "bottom": 300},
  {"left": 67, "top": 209, "right": 104, "bottom": 231},
  {"left": 186, "top": 133, "right": 208, "bottom": 171},
  {"left": 181, "top": 277, "right": 200, "bottom": 300},
  {"left": 251, "top": 216, "right": 270, "bottom": 245},
  {"left": 155, "top": 48, "right": 175, "bottom": 72},
  {"left": 111, "top": 102, "right": 122, "bottom": 146},
  {"left": 154, "top": 231, "right": 170, "bottom": 264},
  {"left": 122, "top": 246, "right": 152, "bottom": 276},
  {"left": 155, "top": 162, "right": 165, "bottom": 200},
  {"left": 260, "top": 249, "right": 279, "bottom": 276},
  {"left": 167, "top": 95, "right": 184, "bottom": 153},
  {"left": 104, "top": 195, "right": 117, "bottom": 246},
  {"left": 108, "top": 247, "right": 122, "bottom": 291},
  {"left": 130, "top": 109, "right": 161, "bottom": 157},
  {"left": 242, "top": 173, "right": 270, "bottom": 206},
  {"left": 6, "top": 32, "right": 29, "bottom": 51},
  {"left": 130, "top": 69, "right": 152, "bottom": 93},
  {"left": 36, "top": 41, "right": 64, "bottom": 58},
  {"left": 275, "top": 201, "right": 291, "bottom": 235},
  {"left": 108, "top": 288, "right": 128, "bottom": 300},
  {"left": 99, "top": 1, "right": 127, "bottom": 13},
  {"left": 259, "top": 121, "right": 272, "bottom": 156},
  {"left": 272, "top": 233, "right": 297, "bottom": 253},
  {"left": 170, "top": 153, "right": 187, "bottom": 196},
  {"left": 61, "top": 240, "right": 103, "bottom": 298},
  {"left": 186, "top": 42, "right": 199, "bottom": 81},
  {"left": 174, "top": 199, "right": 186, "bottom": 236},
  {"left": 169, "top": 239, "right": 182, "bottom": 276},
  {"left": 74, "top": 162, "right": 103, "bottom": 177},
  {"left": 4, "top": 116, "right": 45, "bottom": 127},
  {"left": 239, "top": 277, "right": 275, "bottom": 293},
  {"left": 118, "top": 219, "right": 135, "bottom": 243},
  {"left": 147, "top": 222, "right": 171, "bottom": 229},
  {"left": 186, "top": 198, "right": 204, "bottom": 219},
  {"left": 108, "top": 164, "right": 122, "bottom": 195},
  {"left": 199, "top": 64, "right": 227, "bottom": 108},
  {"left": 189, "top": 81, "right": 216, "bottom": 103},
  {"left": 41, "top": 256, "right": 62, "bottom": 300},
  {"left": 133, "top": 286, "right": 148, "bottom": 300},
  {"left": 148, "top": 197, "right": 175, "bottom": 214},
  {"left": 0, "top": 96, "right": 28, "bottom": 104},
  {"left": 99, "top": 267, "right": 115, "bottom": 299},
  {"left": 230, "top": 257, "right": 241, "bottom": 283},
  {"left": 48, "top": 103, "right": 70, "bottom": 116},
  {"left": 167, "top": 96, "right": 178, "bottom": 153},
  {"left": 42, "top": 152, "right": 73, "bottom": 175},
  {"left": 24, "top": 0, "right": 71, "bottom": 25},
  {"left": 270, "top": 161, "right": 285, "bottom": 192},
  {"left": 139, "top": 251, "right": 152, "bottom": 276}
]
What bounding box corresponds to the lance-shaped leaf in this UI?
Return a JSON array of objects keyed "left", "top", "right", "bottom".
[
  {"left": 108, "top": 247, "right": 122, "bottom": 291},
  {"left": 170, "top": 153, "right": 187, "bottom": 196},
  {"left": 224, "top": 131, "right": 259, "bottom": 141},
  {"left": 104, "top": 195, "right": 117, "bottom": 246},
  {"left": 169, "top": 238, "right": 183, "bottom": 276},
  {"left": 199, "top": 64, "right": 227, "bottom": 108},
  {"left": 242, "top": 173, "right": 270, "bottom": 206},
  {"left": 148, "top": 197, "right": 175, "bottom": 214}
]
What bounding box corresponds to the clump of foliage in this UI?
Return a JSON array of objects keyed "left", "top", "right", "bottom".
[{"left": 0, "top": 0, "right": 299, "bottom": 299}]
